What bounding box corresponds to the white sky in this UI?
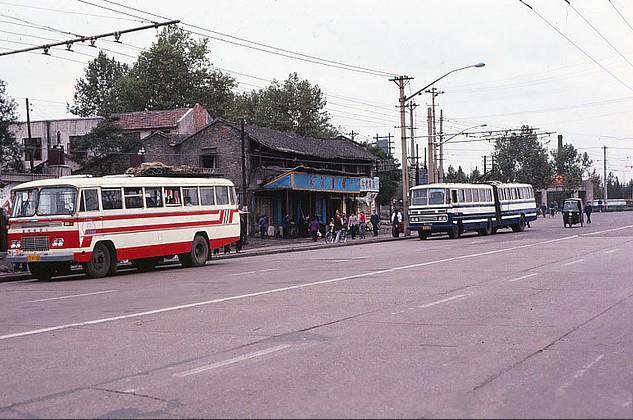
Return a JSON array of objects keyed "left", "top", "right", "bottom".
[{"left": 1, "top": 0, "right": 633, "bottom": 181}]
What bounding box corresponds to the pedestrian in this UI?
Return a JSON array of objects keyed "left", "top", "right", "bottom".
[
  {"left": 281, "top": 214, "right": 290, "bottom": 239},
  {"left": 258, "top": 214, "right": 267, "bottom": 239},
  {"left": 348, "top": 212, "right": 358, "bottom": 239},
  {"left": 358, "top": 211, "right": 366, "bottom": 239},
  {"left": 549, "top": 203, "right": 555, "bottom": 218},
  {"left": 309, "top": 216, "right": 320, "bottom": 242},
  {"left": 391, "top": 207, "right": 403, "bottom": 237},
  {"left": 370, "top": 210, "right": 380, "bottom": 237},
  {"left": 540, "top": 203, "right": 547, "bottom": 218},
  {"left": 235, "top": 212, "right": 247, "bottom": 252},
  {"left": 585, "top": 201, "right": 592, "bottom": 224},
  {"left": 333, "top": 210, "right": 343, "bottom": 243}
]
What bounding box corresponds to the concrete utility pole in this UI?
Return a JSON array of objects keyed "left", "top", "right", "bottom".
[
  {"left": 603, "top": 145, "right": 608, "bottom": 209},
  {"left": 240, "top": 119, "right": 247, "bottom": 209},
  {"left": 439, "top": 109, "right": 444, "bottom": 183},
  {"left": 427, "top": 107, "right": 434, "bottom": 183},
  {"left": 25, "top": 98, "right": 33, "bottom": 172},
  {"left": 409, "top": 102, "right": 417, "bottom": 166},
  {"left": 426, "top": 88, "right": 444, "bottom": 183},
  {"left": 390, "top": 75, "right": 413, "bottom": 235}
]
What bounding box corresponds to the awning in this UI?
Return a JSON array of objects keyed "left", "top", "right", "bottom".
[{"left": 262, "top": 171, "right": 362, "bottom": 193}]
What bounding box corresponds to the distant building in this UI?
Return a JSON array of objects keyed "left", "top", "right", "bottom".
[{"left": 142, "top": 118, "right": 379, "bottom": 234}]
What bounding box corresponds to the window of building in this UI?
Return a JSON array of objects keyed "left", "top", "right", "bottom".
[
  {"left": 182, "top": 187, "right": 199, "bottom": 206},
  {"left": 79, "top": 189, "right": 99, "bottom": 212},
  {"left": 23, "top": 137, "right": 42, "bottom": 161},
  {"left": 69, "top": 135, "right": 87, "bottom": 160},
  {"left": 101, "top": 188, "right": 122, "bottom": 210},
  {"left": 200, "top": 154, "right": 217, "bottom": 169},
  {"left": 124, "top": 187, "right": 143, "bottom": 209},
  {"left": 216, "top": 186, "right": 229, "bottom": 205},
  {"left": 200, "top": 187, "right": 215, "bottom": 205},
  {"left": 164, "top": 187, "right": 181, "bottom": 206},
  {"left": 145, "top": 187, "right": 163, "bottom": 208}
]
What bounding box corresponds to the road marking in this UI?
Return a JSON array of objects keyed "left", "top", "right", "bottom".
[
  {"left": 507, "top": 273, "right": 539, "bottom": 283},
  {"left": 558, "top": 354, "right": 604, "bottom": 393},
  {"left": 604, "top": 248, "right": 620, "bottom": 254},
  {"left": 562, "top": 259, "right": 585, "bottom": 267},
  {"left": 582, "top": 224, "right": 633, "bottom": 236},
  {"left": 230, "top": 268, "right": 279, "bottom": 276},
  {"left": 0, "top": 234, "right": 587, "bottom": 341},
  {"left": 26, "top": 290, "right": 118, "bottom": 303},
  {"left": 173, "top": 344, "right": 291, "bottom": 378},
  {"left": 392, "top": 294, "right": 467, "bottom": 315}
]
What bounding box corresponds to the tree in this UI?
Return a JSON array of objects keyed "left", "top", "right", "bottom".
[
  {"left": 551, "top": 143, "right": 592, "bottom": 194},
  {"left": 588, "top": 169, "right": 602, "bottom": 199},
  {"left": 68, "top": 51, "right": 129, "bottom": 117},
  {"left": 71, "top": 119, "right": 140, "bottom": 176},
  {"left": 469, "top": 167, "right": 482, "bottom": 182},
  {"left": 230, "top": 72, "right": 337, "bottom": 138},
  {"left": 492, "top": 125, "right": 553, "bottom": 190},
  {"left": 364, "top": 143, "right": 400, "bottom": 205},
  {"left": 0, "top": 80, "right": 24, "bottom": 172},
  {"left": 117, "top": 26, "right": 235, "bottom": 116}
]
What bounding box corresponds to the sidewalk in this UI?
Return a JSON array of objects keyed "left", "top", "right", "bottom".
[{"left": 0, "top": 223, "right": 412, "bottom": 282}]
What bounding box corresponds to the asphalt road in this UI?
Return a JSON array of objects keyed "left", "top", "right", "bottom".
[{"left": 1, "top": 212, "right": 632, "bottom": 418}]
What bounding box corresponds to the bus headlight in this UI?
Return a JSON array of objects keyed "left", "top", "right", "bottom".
[
  {"left": 10, "top": 240, "right": 21, "bottom": 249},
  {"left": 51, "top": 238, "right": 65, "bottom": 247},
  {"left": 438, "top": 215, "right": 448, "bottom": 222}
]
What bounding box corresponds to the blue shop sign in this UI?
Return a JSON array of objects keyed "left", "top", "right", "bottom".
[{"left": 263, "top": 172, "right": 361, "bottom": 193}]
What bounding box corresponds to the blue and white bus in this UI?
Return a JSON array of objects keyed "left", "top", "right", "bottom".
[{"left": 408, "top": 182, "right": 538, "bottom": 239}]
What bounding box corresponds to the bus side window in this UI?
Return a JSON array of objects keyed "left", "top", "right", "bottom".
[
  {"left": 101, "top": 188, "right": 122, "bottom": 210},
  {"left": 145, "top": 187, "right": 163, "bottom": 208},
  {"left": 451, "top": 190, "right": 458, "bottom": 204},
  {"left": 182, "top": 187, "right": 199, "bottom": 206},
  {"left": 124, "top": 187, "right": 143, "bottom": 209},
  {"left": 465, "top": 189, "right": 472, "bottom": 203},
  {"left": 164, "top": 187, "right": 181, "bottom": 206},
  {"left": 200, "top": 187, "right": 216, "bottom": 205},
  {"left": 216, "top": 186, "right": 229, "bottom": 205},
  {"left": 80, "top": 189, "right": 99, "bottom": 212},
  {"left": 472, "top": 189, "right": 480, "bottom": 202},
  {"left": 459, "top": 189, "right": 465, "bottom": 203}
]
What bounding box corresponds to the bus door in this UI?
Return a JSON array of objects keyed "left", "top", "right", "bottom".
[
  {"left": 78, "top": 188, "right": 102, "bottom": 251},
  {"left": 491, "top": 185, "right": 502, "bottom": 226}
]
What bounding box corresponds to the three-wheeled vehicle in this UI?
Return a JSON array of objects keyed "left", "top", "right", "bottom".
[{"left": 562, "top": 198, "right": 584, "bottom": 228}]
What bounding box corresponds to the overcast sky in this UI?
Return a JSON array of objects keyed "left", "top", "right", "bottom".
[{"left": 1, "top": 0, "right": 633, "bottom": 180}]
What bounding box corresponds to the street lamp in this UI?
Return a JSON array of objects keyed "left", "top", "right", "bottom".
[
  {"left": 436, "top": 124, "right": 487, "bottom": 182},
  {"left": 391, "top": 62, "right": 485, "bottom": 236}
]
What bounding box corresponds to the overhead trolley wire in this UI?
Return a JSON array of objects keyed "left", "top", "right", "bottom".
[{"left": 607, "top": 0, "right": 633, "bottom": 36}]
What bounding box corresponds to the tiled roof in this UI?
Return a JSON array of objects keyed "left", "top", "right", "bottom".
[
  {"left": 243, "top": 124, "right": 378, "bottom": 161},
  {"left": 112, "top": 108, "right": 190, "bottom": 130}
]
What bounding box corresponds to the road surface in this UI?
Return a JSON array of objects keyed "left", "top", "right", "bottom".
[{"left": 0, "top": 212, "right": 632, "bottom": 418}]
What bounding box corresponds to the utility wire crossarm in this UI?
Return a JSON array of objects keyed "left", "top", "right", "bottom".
[
  {"left": 0, "top": 20, "right": 179, "bottom": 57},
  {"left": 436, "top": 124, "right": 488, "bottom": 146}
]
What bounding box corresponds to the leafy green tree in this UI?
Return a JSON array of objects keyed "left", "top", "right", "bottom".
[
  {"left": 0, "top": 80, "right": 24, "bottom": 172},
  {"left": 469, "top": 167, "right": 482, "bottom": 182},
  {"left": 68, "top": 51, "right": 128, "bottom": 117},
  {"left": 551, "top": 143, "right": 592, "bottom": 194},
  {"left": 71, "top": 119, "right": 140, "bottom": 176},
  {"left": 364, "top": 143, "right": 400, "bottom": 205},
  {"left": 117, "top": 26, "right": 235, "bottom": 116},
  {"left": 230, "top": 72, "right": 337, "bottom": 137},
  {"left": 492, "top": 125, "right": 553, "bottom": 190}
]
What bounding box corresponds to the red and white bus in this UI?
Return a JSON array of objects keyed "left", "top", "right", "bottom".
[{"left": 5, "top": 175, "right": 240, "bottom": 280}]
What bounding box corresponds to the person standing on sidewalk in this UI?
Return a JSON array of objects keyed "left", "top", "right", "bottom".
[
  {"left": 348, "top": 212, "right": 358, "bottom": 239},
  {"left": 358, "top": 211, "right": 367, "bottom": 239},
  {"left": 309, "top": 216, "right": 320, "bottom": 242},
  {"left": 370, "top": 210, "right": 380, "bottom": 237},
  {"left": 333, "top": 210, "right": 344, "bottom": 243}
]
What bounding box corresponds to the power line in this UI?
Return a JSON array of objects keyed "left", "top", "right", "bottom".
[
  {"left": 0, "top": 1, "right": 144, "bottom": 22},
  {"left": 608, "top": 0, "right": 633, "bottom": 36},
  {"left": 518, "top": 0, "right": 633, "bottom": 92},
  {"left": 78, "top": 0, "right": 397, "bottom": 77},
  {"left": 562, "top": 0, "right": 633, "bottom": 72}
]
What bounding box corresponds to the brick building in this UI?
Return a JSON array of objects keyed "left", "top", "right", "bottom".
[{"left": 142, "top": 118, "right": 379, "bottom": 234}]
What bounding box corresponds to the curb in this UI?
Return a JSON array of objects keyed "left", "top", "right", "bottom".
[{"left": 0, "top": 234, "right": 415, "bottom": 283}]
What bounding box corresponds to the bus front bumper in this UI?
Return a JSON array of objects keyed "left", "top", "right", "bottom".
[
  {"left": 409, "top": 222, "right": 454, "bottom": 233},
  {"left": 5, "top": 250, "right": 75, "bottom": 264}
]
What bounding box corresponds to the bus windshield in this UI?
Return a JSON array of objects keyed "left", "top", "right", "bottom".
[
  {"left": 11, "top": 187, "right": 77, "bottom": 217},
  {"left": 411, "top": 188, "right": 446, "bottom": 206}
]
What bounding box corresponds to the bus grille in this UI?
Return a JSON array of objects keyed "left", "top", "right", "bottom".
[{"left": 23, "top": 236, "right": 49, "bottom": 251}]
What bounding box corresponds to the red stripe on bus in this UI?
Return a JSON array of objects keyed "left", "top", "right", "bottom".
[
  {"left": 10, "top": 209, "right": 224, "bottom": 224},
  {"left": 96, "top": 218, "right": 228, "bottom": 235}
]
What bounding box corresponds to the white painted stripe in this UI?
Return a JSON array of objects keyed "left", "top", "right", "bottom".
[
  {"left": 582, "top": 224, "right": 633, "bottom": 236},
  {"left": 173, "top": 344, "right": 291, "bottom": 377},
  {"left": 507, "top": 273, "right": 539, "bottom": 283},
  {"left": 27, "top": 290, "right": 118, "bottom": 303},
  {"left": 558, "top": 354, "right": 604, "bottom": 392},
  {"left": 391, "top": 294, "right": 467, "bottom": 315},
  {"left": 229, "top": 268, "right": 279, "bottom": 277},
  {"left": 0, "top": 233, "right": 585, "bottom": 341},
  {"left": 604, "top": 248, "right": 620, "bottom": 254},
  {"left": 562, "top": 259, "right": 585, "bottom": 267}
]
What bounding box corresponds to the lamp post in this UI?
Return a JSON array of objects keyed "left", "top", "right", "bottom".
[
  {"left": 436, "top": 124, "right": 487, "bottom": 182},
  {"left": 391, "top": 62, "right": 485, "bottom": 236}
]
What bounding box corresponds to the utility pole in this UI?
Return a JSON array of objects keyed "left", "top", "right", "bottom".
[
  {"left": 426, "top": 88, "right": 444, "bottom": 184},
  {"left": 603, "top": 145, "right": 608, "bottom": 209},
  {"left": 25, "top": 98, "right": 33, "bottom": 172},
  {"left": 438, "top": 109, "right": 444, "bottom": 183},
  {"left": 240, "top": 118, "right": 247, "bottom": 209},
  {"left": 427, "top": 107, "right": 434, "bottom": 183},
  {"left": 409, "top": 102, "right": 417, "bottom": 165},
  {"left": 483, "top": 155, "right": 487, "bottom": 174},
  {"left": 415, "top": 144, "right": 420, "bottom": 186},
  {"left": 390, "top": 75, "right": 413, "bottom": 235}
]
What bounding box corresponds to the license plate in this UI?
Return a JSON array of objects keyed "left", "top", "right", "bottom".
[
  {"left": 422, "top": 226, "right": 431, "bottom": 231},
  {"left": 27, "top": 255, "right": 41, "bottom": 262}
]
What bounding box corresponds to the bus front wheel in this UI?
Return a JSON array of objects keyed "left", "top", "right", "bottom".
[
  {"left": 28, "top": 262, "right": 52, "bottom": 281},
  {"left": 448, "top": 226, "right": 461, "bottom": 239},
  {"left": 418, "top": 230, "right": 429, "bottom": 240},
  {"left": 83, "top": 242, "right": 112, "bottom": 278}
]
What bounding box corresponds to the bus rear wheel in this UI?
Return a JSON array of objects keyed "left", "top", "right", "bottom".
[
  {"left": 448, "top": 226, "right": 461, "bottom": 239},
  {"left": 179, "top": 235, "right": 209, "bottom": 268},
  {"left": 83, "top": 242, "right": 112, "bottom": 278},
  {"left": 511, "top": 216, "right": 526, "bottom": 232}
]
